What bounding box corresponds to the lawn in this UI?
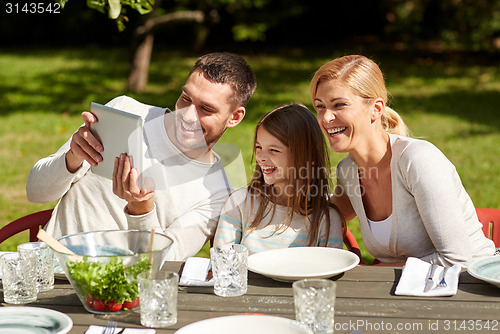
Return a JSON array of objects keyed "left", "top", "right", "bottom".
[{"left": 1, "top": 48, "right": 499, "bottom": 263}]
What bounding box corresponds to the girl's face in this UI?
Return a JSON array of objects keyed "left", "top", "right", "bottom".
[
  {"left": 255, "top": 127, "right": 291, "bottom": 190},
  {"left": 313, "top": 80, "right": 373, "bottom": 153}
]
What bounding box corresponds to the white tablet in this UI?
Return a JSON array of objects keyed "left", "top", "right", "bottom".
[{"left": 90, "top": 102, "right": 144, "bottom": 187}]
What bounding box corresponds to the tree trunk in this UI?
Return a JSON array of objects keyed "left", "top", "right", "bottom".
[
  {"left": 127, "top": 32, "right": 155, "bottom": 93},
  {"left": 127, "top": 7, "right": 205, "bottom": 93}
]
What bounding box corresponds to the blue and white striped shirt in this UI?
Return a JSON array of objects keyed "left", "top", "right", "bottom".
[{"left": 214, "top": 188, "right": 343, "bottom": 255}]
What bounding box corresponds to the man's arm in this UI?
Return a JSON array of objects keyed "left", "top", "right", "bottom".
[{"left": 26, "top": 112, "right": 104, "bottom": 203}]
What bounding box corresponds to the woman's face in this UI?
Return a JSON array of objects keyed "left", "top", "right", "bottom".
[
  {"left": 255, "top": 127, "right": 291, "bottom": 190},
  {"left": 313, "top": 80, "right": 373, "bottom": 153}
]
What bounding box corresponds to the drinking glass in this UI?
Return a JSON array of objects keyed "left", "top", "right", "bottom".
[
  {"left": 293, "top": 279, "right": 336, "bottom": 334},
  {"left": 210, "top": 243, "right": 248, "bottom": 297},
  {"left": 18, "top": 242, "right": 54, "bottom": 292},
  {"left": 138, "top": 271, "right": 178, "bottom": 327},
  {"left": 0, "top": 252, "right": 37, "bottom": 304}
]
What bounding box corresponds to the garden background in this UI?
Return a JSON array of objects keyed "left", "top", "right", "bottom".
[{"left": 1, "top": 0, "right": 500, "bottom": 263}]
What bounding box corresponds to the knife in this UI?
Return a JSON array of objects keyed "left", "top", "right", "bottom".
[{"left": 423, "top": 264, "right": 438, "bottom": 292}]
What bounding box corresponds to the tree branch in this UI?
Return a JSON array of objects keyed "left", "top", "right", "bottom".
[{"left": 135, "top": 10, "right": 204, "bottom": 38}]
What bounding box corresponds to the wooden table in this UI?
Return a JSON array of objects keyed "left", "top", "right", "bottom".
[{"left": 2, "top": 262, "right": 500, "bottom": 333}]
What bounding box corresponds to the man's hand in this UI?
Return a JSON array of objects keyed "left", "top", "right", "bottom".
[
  {"left": 66, "top": 112, "right": 104, "bottom": 173},
  {"left": 113, "top": 153, "right": 155, "bottom": 215}
]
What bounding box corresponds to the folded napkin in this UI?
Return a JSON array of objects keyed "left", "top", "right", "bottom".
[
  {"left": 85, "top": 325, "right": 155, "bottom": 334},
  {"left": 395, "top": 257, "right": 461, "bottom": 297},
  {"left": 179, "top": 257, "right": 214, "bottom": 286}
]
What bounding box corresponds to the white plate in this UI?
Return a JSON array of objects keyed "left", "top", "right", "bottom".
[
  {"left": 248, "top": 247, "right": 359, "bottom": 282},
  {"left": 175, "top": 315, "right": 312, "bottom": 334},
  {"left": 0, "top": 307, "right": 73, "bottom": 333},
  {"left": 467, "top": 256, "right": 500, "bottom": 288}
]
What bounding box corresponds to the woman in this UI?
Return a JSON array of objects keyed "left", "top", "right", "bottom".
[{"left": 310, "top": 55, "right": 495, "bottom": 267}]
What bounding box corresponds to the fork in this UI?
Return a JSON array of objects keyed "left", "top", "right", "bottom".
[
  {"left": 102, "top": 320, "right": 117, "bottom": 334},
  {"left": 436, "top": 266, "right": 450, "bottom": 288}
]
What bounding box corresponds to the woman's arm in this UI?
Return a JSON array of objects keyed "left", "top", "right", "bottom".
[
  {"left": 331, "top": 185, "right": 357, "bottom": 222},
  {"left": 402, "top": 141, "right": 473, "bottom": 266}
]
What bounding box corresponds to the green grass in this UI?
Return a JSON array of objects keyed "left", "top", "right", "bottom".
[{"left": 1, "top": 48, "right": 499, "bottom": 264}]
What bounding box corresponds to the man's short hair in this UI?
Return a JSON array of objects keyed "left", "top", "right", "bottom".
[{"left": 189, "top": 52, "right": 257, "bottom": 107}]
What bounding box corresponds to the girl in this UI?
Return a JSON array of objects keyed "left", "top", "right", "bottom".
[
  {"left": 310, "top": 55, "right": 495, "bottom": 267},
  {"left": 214, "top": 104, "right": 343, "bottom": 254}
]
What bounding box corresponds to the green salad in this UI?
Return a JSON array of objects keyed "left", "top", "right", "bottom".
[{"left": 67, "top": 255, "right": 150, "bottom": 312}]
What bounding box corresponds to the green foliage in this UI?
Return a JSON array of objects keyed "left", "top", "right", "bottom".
[
  {"left": 384, "top": 0, "right": 500, "bottom": 50},
  {"left": 59, "top": 0, "right": 154, "bottom": 31}
]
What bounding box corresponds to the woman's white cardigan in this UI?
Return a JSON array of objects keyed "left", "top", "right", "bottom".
[{"left": 337, "top": 134, "right": 495, "bottom": 267}]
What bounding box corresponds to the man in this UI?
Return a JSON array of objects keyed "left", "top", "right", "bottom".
[{"left": 26, "top": 52, "right": 257, "bottom": 260}]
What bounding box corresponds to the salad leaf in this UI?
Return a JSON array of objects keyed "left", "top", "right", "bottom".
[{"left": 67, "top": 255, "right": 151, "bottom": 304}]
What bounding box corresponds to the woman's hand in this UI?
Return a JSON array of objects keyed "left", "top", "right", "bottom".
[{"left": 113, "top": 153, "right": 155, "bottom": 215}]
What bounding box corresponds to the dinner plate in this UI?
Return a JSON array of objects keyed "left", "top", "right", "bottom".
[
  {"left": 0, "top": 306, "right": 73, "bottom": 333},
  {"left": 175, "top": 315, "right": 312, "bottom": 333},
  {"left": 467, "top": 256, "right": 500, "bottom": 288},
  {"left": 247, "top": 247, "right": 359, "bottom": 282}
]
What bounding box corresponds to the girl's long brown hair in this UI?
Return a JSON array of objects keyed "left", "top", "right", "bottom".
[{"left": 247, "top": 104, "right": 341, "bottom": 246}]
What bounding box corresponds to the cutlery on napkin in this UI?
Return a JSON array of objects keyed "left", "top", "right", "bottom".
[
  {"left": 395, "top": 257, "right": 461, "bottom": 296},
  {"left": 179, "top": 257, "right": 214, "bottom": 286},
  {"left": 423, "top": 264, "right": 438, "bottom": 292},
  {"left": 85, "top": 325, "right": 155, "bottom": 334}
]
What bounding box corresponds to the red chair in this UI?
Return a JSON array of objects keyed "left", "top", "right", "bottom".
[
  {"left": 0, "top": 209, "right": 53, "bottom": 244},
  {"left": 343, "top": 226, "right": 364, "bottom": 264},
  {"left": 476, "top": 208, "right": 500, "bottom": 247}
]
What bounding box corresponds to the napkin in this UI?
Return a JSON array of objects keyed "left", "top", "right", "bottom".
[
  {"left": 85, "top": 326, "right": 155, "bottom": 334},
  {"left": 179, "top": 257, "right": 214, "bottom": 286},
  {"left": 395, "top": 257, "right": 461, "bottom": 297}
]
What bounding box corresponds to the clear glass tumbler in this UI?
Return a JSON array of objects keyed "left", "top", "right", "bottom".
[
  {"left": 0, "top": 252, "right": 37, "bottom": 304},
  {"left": 138, "top": 271, "right": 178, "bottom": 328},
  {"left": 210, "top": 243, "right": 248, "bottom": 297},
  {"left": 18, "top": 242, "right": 54, "bottom": 292},
  {"left": 293, "top": 279, "right": 336, "bottom": 334}
]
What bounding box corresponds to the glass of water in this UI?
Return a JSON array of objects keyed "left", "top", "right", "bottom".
[
  {"left": 0, "top": 252, "right": 37, "bottom": 304},
  {"left": 18, "top": 242, "right": 54, "bottom": 292},
  {"left": 138, "top": 271, "right": 178, "bottom": 328},
  {"left": 293, "top": 279, "right": 336, "bottom": 334},
  {"left": 210, "top": 243, "right": 248, "bottom": 297}
]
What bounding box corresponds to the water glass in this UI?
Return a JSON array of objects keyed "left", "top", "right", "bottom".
[
  {"left": 293, "top": 279, "right": 336, "bottom": 334},
  {"left": 0, "top": 252, "right": 37, "bottom": 304},
  {"left": 210, "top": 243, "right": 248, "bottom": 297},
  {"left": 18, "top": 242, "right": 54, "bottom": 292},
  {"left": 138, "top": 271, "right": 178, "bottom": 328}
]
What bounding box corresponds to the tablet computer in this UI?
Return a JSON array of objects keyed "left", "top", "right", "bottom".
[{"left": 90, "top": 102, "right": 144, "bottom": 187}]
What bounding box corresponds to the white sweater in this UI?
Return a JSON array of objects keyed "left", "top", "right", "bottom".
[
  {"left": 26, "top": 96, "right": 233, "bottom": 261},
  {"left": 337, "top": 134, "right": 495, "bottom": 267},
  {"left": 214, "top": 188, "right": 343, "bottom": 255}
]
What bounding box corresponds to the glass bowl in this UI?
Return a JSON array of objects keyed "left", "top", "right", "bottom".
[{"left": 53, "top": 230, "right": 172, "bottom": 314}]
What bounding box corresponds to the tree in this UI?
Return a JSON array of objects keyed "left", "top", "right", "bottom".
[
  {"left": 59, "top": 0, "right": 307, "bottom": 92},
  {"left": 60, "top": 0, "right": 155, "bottom": 31},
  {"left": 127, "top": 0, "right": 205, "bottom": 92}
]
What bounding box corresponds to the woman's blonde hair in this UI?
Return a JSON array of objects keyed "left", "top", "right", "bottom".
[
  {"left": 247, "top": 104, "right": 344, "bottom": 246},
  {"left": 310, "top": 55, "right": 410, "bottom": 137}
]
